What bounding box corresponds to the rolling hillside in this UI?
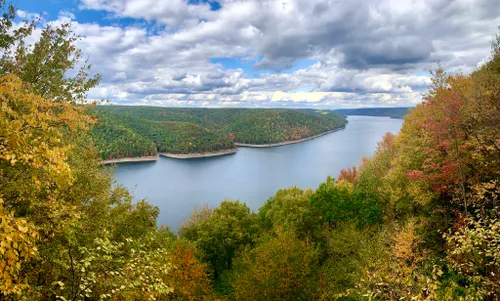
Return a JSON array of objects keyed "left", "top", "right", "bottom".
[
  {"left": 334, "top": 107, "right": 412, "bottom": 118},
  {"left": 89, "top": 107, "right": 347, "bottom": 160}
]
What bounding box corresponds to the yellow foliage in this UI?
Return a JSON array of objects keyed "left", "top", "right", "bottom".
[
  {"left": 0, "top": 74, "right": 94, "bottom": 193},
  {"left": 162, "top": 242, "right": 214, "bottom": 300},
  {"left": 0, "top": 74, "right": 95, "bottom": 296},
  {"left": 233, "top": 229, "right": 317, "bottom": 300},
  {"left": 0, "top": 197, "right": 37, "bottom": 295},
  {"left": 392, "top": 220, "right": 424, "bottom": 268}
]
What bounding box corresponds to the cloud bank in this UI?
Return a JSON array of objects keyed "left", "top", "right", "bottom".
[{"left": 17, "top": 0, "right": 500, "bottom": 108}]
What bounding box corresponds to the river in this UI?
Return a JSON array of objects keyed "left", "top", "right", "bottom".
[{"left": 114, "top": 116, "right": 404, "bottom": 231}]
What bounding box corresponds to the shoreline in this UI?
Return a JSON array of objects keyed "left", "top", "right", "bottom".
[
  {"left": 235, "top": 126, "right": 346, "bottom": 148},
  {"left": 160, "top": 148, "right": 238, "bottom": 159},
  {"left": 345, "top": 114, "right": 405, "bottom": 119},
  {"left": 101, "top": 155, "right": 159, "bottom": 164},
  {"left": 100, "top": 126, "right": 346, "bottom": 163}
]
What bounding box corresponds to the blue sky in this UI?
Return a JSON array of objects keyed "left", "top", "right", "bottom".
[{"left": 12, "top": 0, "right": 500, "bottom": 108}]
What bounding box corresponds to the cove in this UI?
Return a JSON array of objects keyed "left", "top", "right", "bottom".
[{"left": 114, "top": 116, "right": 404, "bottom": 231}]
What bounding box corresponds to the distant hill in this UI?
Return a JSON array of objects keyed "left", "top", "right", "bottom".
[{"left": 334, "top": 107, "right": 413, "bottom": 119}]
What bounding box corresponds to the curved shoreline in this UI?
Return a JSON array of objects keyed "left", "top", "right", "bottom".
[
  {"left": 160, "top": 148, "right": 238, "bottom": 159},
  {"left": 101, "top": 155, "right": 159, "bottom": 165},
  {"left": 235, "top": 126, "right": 346, "bottom": 148},
  {"left": 100, "top": 126, "right": 346, "bottom": 163}
]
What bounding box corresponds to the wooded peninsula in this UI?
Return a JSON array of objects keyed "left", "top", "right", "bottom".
[{"left": 89, "top": 106, "right": 347, "bottom": 161}]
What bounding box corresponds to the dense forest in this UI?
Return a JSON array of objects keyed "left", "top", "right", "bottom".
[
  {"left": 1, "top": 2, "right": 499, "bottom": 300},
  {"left": 334, "top": 107, "right": 412, "bottom": 118},
  {"left": 89, "top": 120, "right": 158, "bottom": 159},
  {"left": 90, "top": 106, "right": 346, "bottom": 160},
  {"left": 88, "top": 109, "right": 236, "bottom": 159}
]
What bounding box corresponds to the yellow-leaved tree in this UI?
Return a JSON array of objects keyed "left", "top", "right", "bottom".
[
  {"left": 0, "top": 73, "right": 93, "bottom": 296},
  {"left": 0, "top": 1, "right": 215, "bottom": 300}
]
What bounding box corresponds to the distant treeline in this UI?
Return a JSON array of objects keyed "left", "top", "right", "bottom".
[
  {"left": 334, "top": 107, "right": 412, "bottom": 118},
  {"left": 88, "top": 107, "right": 346, "bottom": 160}
]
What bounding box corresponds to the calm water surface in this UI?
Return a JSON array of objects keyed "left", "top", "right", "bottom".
[{"left": 114, "top": 116, "right": 403, "bottom": 230}]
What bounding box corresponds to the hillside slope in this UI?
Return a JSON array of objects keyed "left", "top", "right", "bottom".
[
  {"left": 89, "top": 110, "right": 235, "bottom": 160},
  {"left": 94, "top": 106, "right": 347, "bottom": 147},
  {"left": 335, "top": 107, "right": 412, "bottom": 118}
]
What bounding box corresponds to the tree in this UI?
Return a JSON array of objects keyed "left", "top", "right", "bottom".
[
  {"left": 233, "top": 229, "right": 318, "bottom": 301},
  {"left": 462, "top": 32, "right": 500, "bottom": 183},
  {"left": 179, "top": 201, "right": 258, "bottom": 278},
  {"left": 0, "top": 74, "right": 92, "bottom": 206},
  {"left": 310, "top": 177, "right": 355, "bottom": 227},
  {"left": 0, "top": 3, "right": 183, "bottom": 299},
  {"left": 258, "top": 187, "right": 318, "bottom": 239},
  {"left": 318, "top": 222, "right": 383, "bottom": 300},
  {"left": 337, "top": 165, "right": 359, "bottom": 184},
  {"left": 445, "top": 215, "right": 500, "bottom": 299},
  {"left": 355, "top": 220, "right": 440, "bottom": 300},
  {"left": 354, "top": 31, "right": 500, "bottom": 300},
  {"left": 1, "top": 6, "right": 100, "bottom": 104},
  {"left": 163, "top": 241, "right": 215, "bottom": 301},
  {"left": 0, "top": 0, "right": 33, "bottom": 52}
]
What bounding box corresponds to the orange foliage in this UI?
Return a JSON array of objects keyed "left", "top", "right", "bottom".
[
  {"left": 165, "top": 243, "right": 214, "bottom": 301},
  {"left": 337, "top": 166, "right": 358, "bottom": 184}
]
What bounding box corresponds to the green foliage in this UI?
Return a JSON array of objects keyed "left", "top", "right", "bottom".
[
  {"left": 179, "top": 201, "right": 258, "bottom": 278},
  {"left": 310, "top": 177, "right": 382, "bottom": 227},
  {"left": 0, "top": 1, "right": 19, "bottom": 50},
  {"left": 350, "top": 187, "right": 384, "bottom": 225},
  {"left": 89, "top": 106, "right": 346, "bottom": 160},
  {"left": 310, "top": 177, "right": 353, "bottom": 226},
  {"left": 54, "top": 236, "right": 174, "bottom": 301},
  {"left": 334, "top": 107, "right": 412, "bottom": 119},
  {"left": 233, "top": 229, "right": 319, "bottom": 301},
  {"left": 0, "top": 1, "right": 34, "bottom": 56},
  {"left": 318, "top": 222, "right": 384, "bottom": 300},
  {"left": 89, "top": 120, "right": 157, "bottom": 160},
  {"left": 1, "top": 20, "right": 101, "bottom": 103},
  {"left": 89, "top": 108, "right": 235, "bottom": 159},
  {"left": 99, "top": 106, "right": 346, "bottom": 144},
  {"left": 258, "top": 187, "right": 319, "bottom": 238}
]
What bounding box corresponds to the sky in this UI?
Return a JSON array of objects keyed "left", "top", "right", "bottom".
[{"left": 13, "top": 0, "right": 500, "bottom": 108}]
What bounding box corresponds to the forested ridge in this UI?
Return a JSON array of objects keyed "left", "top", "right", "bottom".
[
  {"left": 88, "top": 108, "right": 235, "bottom": 159},
  {"left": 90, "top": 106, "right": 346, "bottom": 160},
  {"left": 334, "top": 107, "right": 412, "bottom": 119},
  {"left": 1, "top": 2, "right": 500, "bottom": 300},
  {"left": 89, "top": 118, "right": 158, "bottom": 160}
]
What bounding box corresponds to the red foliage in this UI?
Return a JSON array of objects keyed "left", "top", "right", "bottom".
[
  {"left": 407, "top": 87, "right": 470, "bottom": 193},
  {"left": 377, "top": 133, "right": 396, "bottom": 153},
  {"left": 338, "top": 165, "right": 358, "bottom": 184},
  {"left": 406, "top": 170, "right": 425, "bottom": 181}
]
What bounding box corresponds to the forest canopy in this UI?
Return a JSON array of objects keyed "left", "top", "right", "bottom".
[{"left": 89, "top": 106, "right": 346, "bottom": 160}]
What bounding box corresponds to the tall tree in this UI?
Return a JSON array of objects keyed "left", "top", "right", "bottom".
[
  {"left": 179, "top": 201, "right": 258, "bottom": 278},
  {"left": 0, "top": 3, "right": 100, "bottom": 103},
  {"left": 233, "top": 230, "right": 318, "bottom": 301}
]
